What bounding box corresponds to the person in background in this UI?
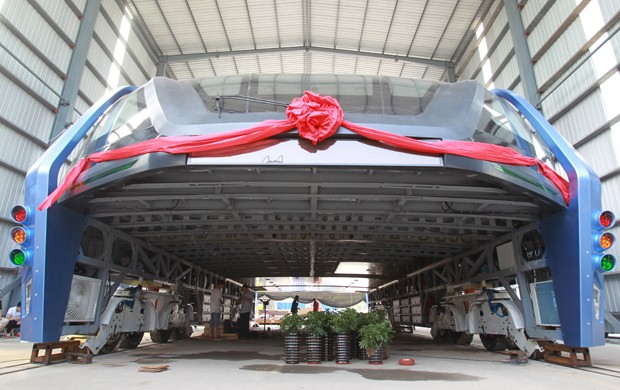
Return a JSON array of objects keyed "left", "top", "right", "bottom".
[
  {"left": 312, "top": 298, "right": 320, "bottom": 312},
  {"left": 291, "top": 295, "right": 300, "bottom": 315},
  {"left": 236, "top": 285, "right": 253, "bottom": 338},
  {"left": 209, "top": 281, "right": 224, "bottom": 339},
  {"left": 0, "top": 300, "right": 9, "bottom": 334},
  {"left": 5, "top": 301, "right": 21, "bottom": 337}
]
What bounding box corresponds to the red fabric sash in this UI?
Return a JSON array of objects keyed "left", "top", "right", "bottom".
[{"left": 38, "top": 91, "right": 569, "bottom": 210}]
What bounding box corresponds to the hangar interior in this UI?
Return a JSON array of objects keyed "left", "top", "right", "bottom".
[{"left": 2, "top": 0, "right": 620, "bottom": 358}]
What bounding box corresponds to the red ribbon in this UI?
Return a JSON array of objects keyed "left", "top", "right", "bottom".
[{"left": 38, "top": 91, "right": 569, "bottom": 210}]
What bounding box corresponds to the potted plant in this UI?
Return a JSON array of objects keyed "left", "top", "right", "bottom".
[
  {"left": 358, "top": 319, "right": 395, "bottom": 364},
  {"left": 329, "top": 309, "right": 359, "bottom": 364},
  {"left": 321, "top": 310, "right": 335, "bottom": 361},
  {"left": 304, "top": 311, "right": 327, "bottom": 364},
  {"left": 280, "top": 313, "right": 305, "bottom": 364}
]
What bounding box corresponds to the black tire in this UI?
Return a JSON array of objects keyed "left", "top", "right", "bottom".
[
  {"left": 120, "top": 332, "right": 144, "bottom": 349},
  {"left": 176, "top": 325, "right": 193, "bottom": 340},
  {"left": 169, "top": 327, "right": 180, "bottom": 341},
  {"left": 432, "top": 328, "right": 456, "bottom": 343},
  {"left": 480, "top": 334, "right": 508, "bottom": 351},
  {"left": 150, "top": 329, "right": 171, "bottom": 343},
  {"left": 100, "top": 333, "right": 123, "bottom": 354},
  {"left": 452, "top": 331, "right": 474, "bottom": 345}
]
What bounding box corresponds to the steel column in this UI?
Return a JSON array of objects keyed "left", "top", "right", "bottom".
[
  {"left": 504, "top": 0, "right": 539, "bottom": 105},
  {"left": 50, "top": 0, "right": 102, "bottom": 140}
]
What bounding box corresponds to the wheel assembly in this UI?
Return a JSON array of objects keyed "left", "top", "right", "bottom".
[
  {"left": 150, "top": 329, "right": 171, "bottom": 343},
  {"left": 480, "top": 334, "right": 508, "bottom": 351}
]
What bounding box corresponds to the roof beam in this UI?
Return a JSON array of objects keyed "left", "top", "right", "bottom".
[{"left": 162, "top": 46, "right": 452, "bottom": 69}]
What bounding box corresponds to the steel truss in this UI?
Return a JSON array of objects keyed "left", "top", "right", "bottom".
[
  {"left": 62, "top": 217, "right": 242, "bottom": 336},
  {"left": 369, "top": 221, "right": 562, "bottom": 341}
]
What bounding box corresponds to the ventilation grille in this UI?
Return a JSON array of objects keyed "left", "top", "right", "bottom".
[{"left": 64, "top": 275, "right": 101, "bottom": 322}]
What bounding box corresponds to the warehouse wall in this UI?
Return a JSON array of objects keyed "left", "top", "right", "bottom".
[
  {"left": 456, "top": 0, "right": 620, "bottom": 263},
  {"left": 0, "top": 0, "right": 157, "bottom": 291}
]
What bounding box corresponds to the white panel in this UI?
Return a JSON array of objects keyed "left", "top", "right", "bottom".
[
  {"left": 358, "top": 0, "right": 397, "bottom": 54},
  {"left": 540, "top": 61, "right": 598, "bottom": 119},
  {"left": 533, "top": 21, "right": 585, "bottom": 90},
  {"left": 218, "top": 1, "right": 256, "bottom": 51},
  {"left": 399, "top": 63, "right": 427, "bottom": 80},
  {"left": 552, "top": 90, "right": 608, "bottom": 145},
  {"left": 408, "top": 0, "right": 457, "bottom": 59},
  {"left": 235, "top": 55, "right": 261, "bottom": 75},
  {"left": 3, "top": 0, "right": 73, "bottom": 71},
  {"left": 383, "top": 0, "right": 422, "bottom": 56},
  {"left": 351, "top": 56, "right": 380, "bottom": 76},
  {"left": 486, "top": 8, "right": 507, "bottom": 47},
  {"left": 434, "top": 0, "right": 480, "bottom": 59},
  {"left": 247, "top": 0, "right": 280, "bottom": 49},
  {"left": 158, "top": 0, "right": 204, "bottom": 54},
  {"left": 575, "top": 131, "right": 618, "bottom": 177},
  {"left": 72, "top": 0, "right": 87, "bottom": 12},
  {"left": 79, "top": 68, "right": 107, "bottom": 104},
  {"left": 0, "top": 27, "right": 63, "bottom": 106},
  {"left": 132, "top": 0, "right": 181, "bottom": 55},
  {"left": 34, "top": 0, "right": 80, "bottom": 41},
  {"left": 527, "top": 0, "right": 575, "bottom": 55},
  {"left": 94, "top": 8, "right": 146, "bottom": 86},
  {"left": 598, "top": 0, "right": 620, "bottom": 20},
  {"left": 280, "top": 52, "right": 304, "bottom": 74},
  {"left": 74, "top": 96, "right": 91, "bottom": 119},
  {"left": 105, "top": 0, "right": 156, "bottom": 81},
  {"left": 333, "top": 55, "right": 358, "bottom": 75},
  {"left": 521, "top": 0, "right": 546, "bottom": 27},
  {"left": 333, "top": 0, "right": 365, "bottom": 51},
  {"left": 492, "top": 55, "right": 519, "bottom": 89},
  {"left": 0, "top": 75, "right": 54, "bottom": 141},
  {"left": 377, "top": 60, "right": 404, "bottom": 78},
  {"left": 309, "top": 0, "right": 338, "bottom": 49},
  {"left": 274, "top": 0, "right": 304, "bottom": 48}
]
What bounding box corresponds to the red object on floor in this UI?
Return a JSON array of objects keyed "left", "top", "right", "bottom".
[{"left": 399, "top": 358, "right": 415, "bottom": 366}]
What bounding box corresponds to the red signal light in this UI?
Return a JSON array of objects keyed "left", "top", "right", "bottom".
[
  {"left": 599, "top": 211, "right": 615, "bottom": 229},
  {"left": 10, "top": 205, "right": 31, "bottom": 224}
]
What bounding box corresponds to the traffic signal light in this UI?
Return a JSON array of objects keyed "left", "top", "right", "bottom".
[
  {"left": 8, "top": 205, "right": 33, "bottom": 266},
  {"left": 594, "top": 210, "right": 616, "bottom": 272}
]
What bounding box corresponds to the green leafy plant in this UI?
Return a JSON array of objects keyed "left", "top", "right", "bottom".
[
  {"left": 304, "top": 311, "right": 328, "bottom": 337},
  {"left": 358, "top": 320, "right": 395, "bottom": 354},
  {"left": 329, "top": 308, "right": 359, "bottom": 334},
  {"left": 279, "top": 313, "right": 305, "bottom": 333}
]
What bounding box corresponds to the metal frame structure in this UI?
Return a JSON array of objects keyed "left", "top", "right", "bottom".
[{"left": 12, "top": 74, "right": 611, "bottom": 349}]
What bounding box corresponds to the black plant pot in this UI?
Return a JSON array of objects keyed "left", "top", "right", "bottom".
[
  {"left": 350, "top": 331, "right": 358, "bottom": 359},
  {"left": 284, "top": 332, "right": 301, "bottom": 364},
  {"left": 359, "top": 344, "right": 368, "bottom": 360},
  {"left": 306, "top": 335, "right": 322, "bottom": 364},
  {"left": 368, "top": 345, "right": 385, "bottom": 365},
  {"left": 334, "top": 332, "right": 351, "bottom": 364},
  {"left": 321, "top": 332, "right": 334, "bottom": 361}
]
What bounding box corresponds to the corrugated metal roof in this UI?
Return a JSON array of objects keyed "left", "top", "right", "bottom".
[{"left": 127, "top": 0, "right": 493, "bottom": 81}]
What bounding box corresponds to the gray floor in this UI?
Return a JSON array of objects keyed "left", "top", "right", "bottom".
[{"left": 1, "top": 328, "right": 619, "bottom": 389}]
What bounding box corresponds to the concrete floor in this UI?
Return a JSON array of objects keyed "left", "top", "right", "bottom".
[{"left": 1, "top": 328, "right": 619, "bottom": 389}]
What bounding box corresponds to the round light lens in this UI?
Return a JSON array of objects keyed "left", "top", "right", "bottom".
[
  {"left": 600, "top": 232, "right": 615, "bottom": 250},
  {"left": 600, "top": 254, "right": 616, "bottom": 272},
  {"left": 9, "top": 249, "right": 26, "bottom": 266},
  {"left": 10, "top": 227, "right": 27, "bottom": 245},
  {"left": 10, "top": 205, "right": 28, "bottom": 223},
  {"left": 599, "top": 211, "right": 615, "bottom": 229}
]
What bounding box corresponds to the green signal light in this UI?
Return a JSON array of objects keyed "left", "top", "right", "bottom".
[
  {"left": 9, "top": 249, "right": 26, "bottom": 266},
  {"left": 600, "top": 254, "right": 616, "bottom": 272}
]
